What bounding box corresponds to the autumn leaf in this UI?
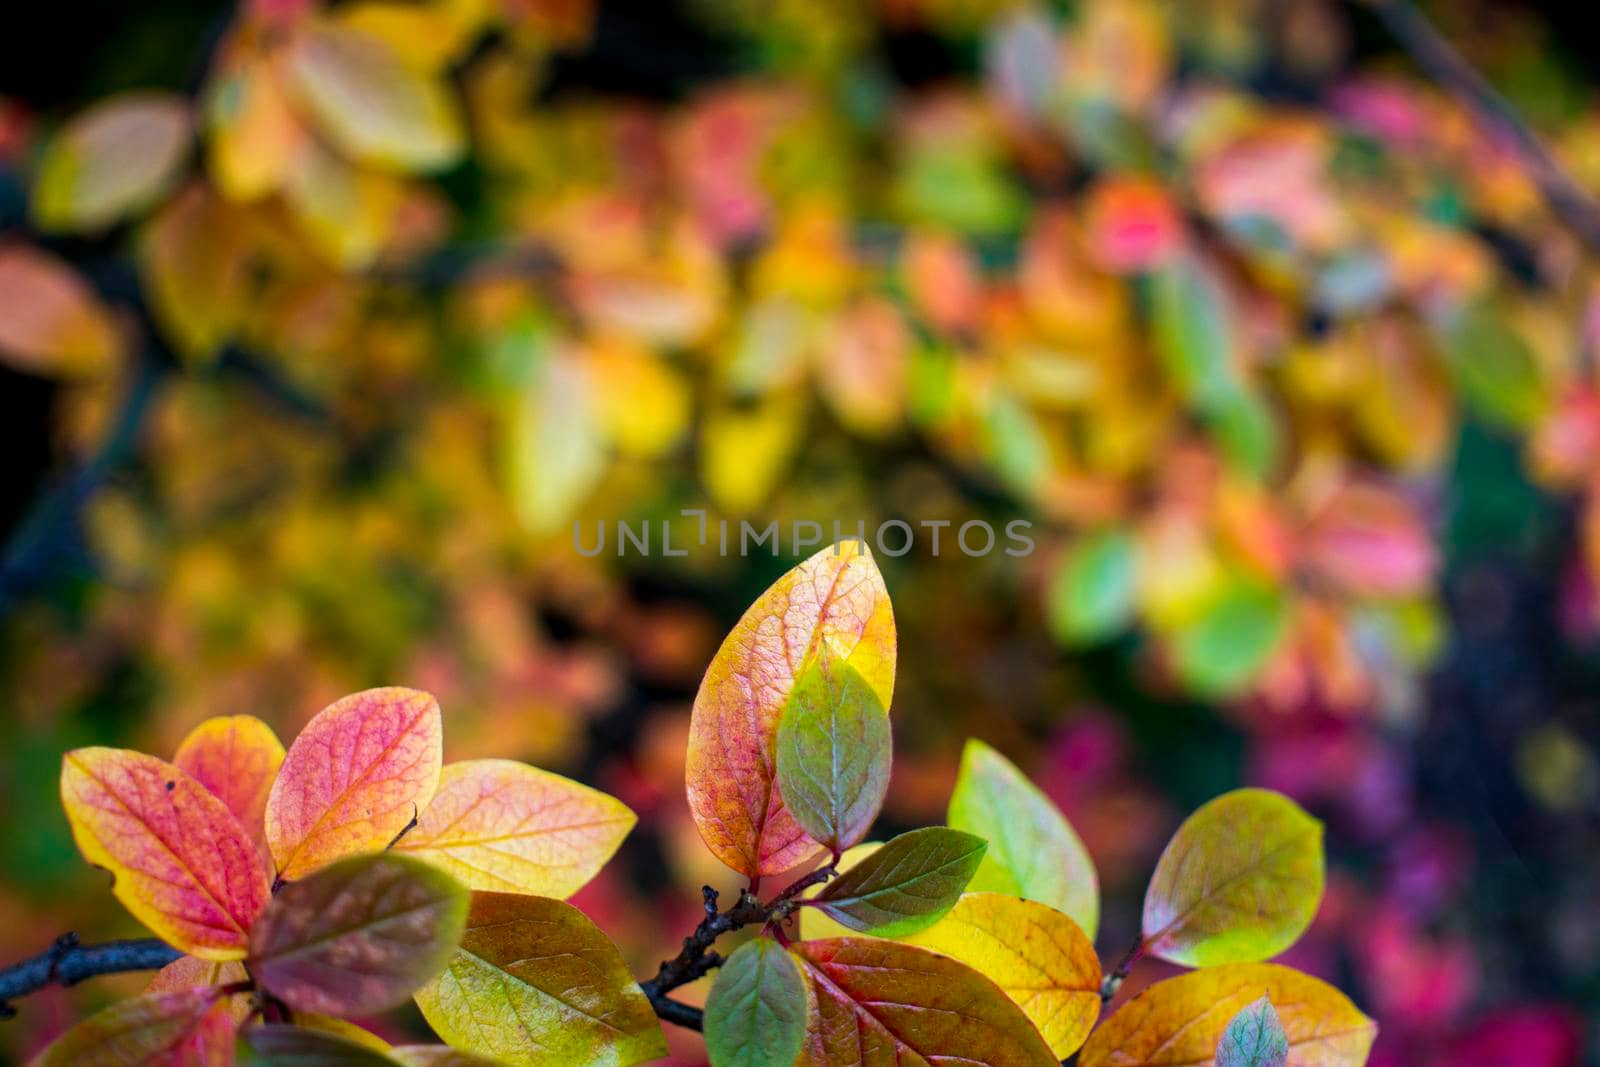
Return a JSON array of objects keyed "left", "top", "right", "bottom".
[
  {"left": 390, "top": 1048, "right": 510, "bottom": 1067},
  {"left": 1143, "top": 788, "right": 1323, "bottom": 967},
  {"left": 791, "top": 938, "right": 1058, "bottom": 1067},
  {"left": 141, "top": 182, "right": 255, "bottom": 363},
  {"left": 204, "top": 47, "right": 304, "bottom": 202},
  {"left": 250, "top": 853, "right": 468, "bottom": 1015},
  {"left": 506, "top": 345, "right": 606, "bottom": 533},
  {"left": 297, "top": 1013, "right": 393, "bottom": 1052},
  {"left": 32, "top": 92, "right": 192, "bottom": 233},
  {"left": 1170, "top": 577, "right": 1290, "bottom": 699},
  {"left": 704, "top": 937, "right": 810, "bottom": 1067},
  {"left": 240, "top": 1024, "right": 399, "bottom": 1066},
  {"left": 173, "top": 714, "right": 285, "bottom": 851},
  {"left": 1151, "top": 255, "right": 1238, "bottom": 412},
  {"left": 265, "top": 687, "right": 443, "bottom": 881},
  {"left": 146, "top": 955, "right": 249, "bottom": 999},
  {"left": 1217, "top": 996, "right": 1291, "bottom": 1067},
  {"left": 947, "top": 739, "right": 1099, "bottom": 938},
  {"left": 61, "top": 748, "right": 270, "bottom": 959},
  {"left": 394, "top": 759, "right": 635, "bottom": 897},
  {"left": 902, "top": 893, "right": 1102, "bottom": 1059},
  {"left": 30, "top": 987, "right": 235, "bottom": 1067},
  {"left": 810, "top": 827, "right": 985, "bottom": 937},
  {"left": 699, "top": 394, "right": 808, "bottom": 515},
  {"left": 773, "top": 652, "right": 892, "bottom": 854},
  {"left": 0, "top": 245, "right": 122, "bottom": 378},
  {"left": 414, "top": 892, "right": 667, "bottom": 1067},
  {"left": 687, "top": 541, "right": 896, "bottom": 879},
  {"left": 1077, "top": 964, "right": 1375, "bottom": 1067},
  {"left": 285, "top": 22, "right": 464, "bottom": 172}
]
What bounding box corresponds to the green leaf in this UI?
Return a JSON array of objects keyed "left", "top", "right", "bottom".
[
  {"left": 811, "top": 827, "right": 985, "bottom": 937},
  {"left": 30, "top": 987, "right": 233, "bottom": 1067},
  {"left": 1048, "top": 530, "right": 1136, "bottom": 645},
  {"left": 1143, "top": 789, "right": 1324, "bottom": 967},
  {"left": 1216, "top": 996, "right": 1290, "bottom": 1067},
  {"left": 1437, "top": 300, "right": 1546, "bottom": 429},
  {"left": 775, "top": 654, "right": 893, "bottom": 853},
  {"left": 704, "top": 937, "right": 810, "bottom": 1067},
  {"left": 1169, "top": 578, "right": 1289, "bottom": 699},
  {"left": 1207, "top": 388, "right": 1280, "bottom": 481},
  {"left": 249, "top": 853, "right": 469, "bottom": 1015},
  {"left": 946, "top": 739, "right": 1099, "bottom": 938},
  {"left": 414, "top": 891, "right": 667, "bottom": 1067},
  {"left": 1151, "top": 257, "right": 1237, "bottom": 411},
  {"left": 241, "top": 1024, "right": 400, "bottom": 1066}
]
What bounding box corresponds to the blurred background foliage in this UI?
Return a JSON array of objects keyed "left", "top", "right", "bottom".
[{"left": 1, "top": 0, "right": 1599, "bottom": 1062}]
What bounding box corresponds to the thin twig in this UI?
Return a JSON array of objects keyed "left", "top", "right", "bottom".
[
  {"left": 1356, "top": 0, "right": 1600, "bottom": 252},
  {"left": 0, "top": 935, "right": 179, "bottom": 1019}
]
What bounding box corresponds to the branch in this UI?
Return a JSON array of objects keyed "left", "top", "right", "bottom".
[
  {"left": 1357, "top": 0, "right": 1600, "bottom": 253},
  {"left": 0, "top": 934, "right": 180, "bottom": 1019}
]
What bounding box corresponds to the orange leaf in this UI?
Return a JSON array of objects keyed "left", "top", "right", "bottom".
[
  {"left": 791, "top": 938, "right": 1058, "bottom": 1067},
  {"left": 686, "top": 542, "right": 896, "bottom": 878},
  {"left": 173, "top": 714, "right": 285, "bottom": 851},
  {"left": 394, "top": 759, "right": 635, "bottom": 897},
  {"left": 1077, "top": 963, "right": 1376, "bottom": 1067},
  {"left": 61, "top": 748, "right": 270, "bottom": 959},
  {"left": 265, "top": 687, "right": 443, "bottom": 880},
  {"left": 0, "top": 245, "right": 121, "bottom": 378}
]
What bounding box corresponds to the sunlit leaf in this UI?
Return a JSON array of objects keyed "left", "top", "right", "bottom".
[
  {"left": 700, "top": 394, "right": 807, "bottom": 515},
  {"left": 172, "top": 714, "right": 285, "bottom": 851},
  {"left": 33, "top": 92, "right": 192, "bottom": 232},
  {"left": 240, "top": 1025, "right": 398, "bottom": 1067},
  {"left": 507, "top": 345, "right": 606, "bottom": 534},
  {"left": 1077, "top": 964, "right": 1374, "bottom": 1067},
  {"left": 902, "top": 893, "right": 1101, "bottom": 1059},
  {"left": 205, "top": 49, "right": 304, "bottom": 202},
  {"left": 265, "top": 687, "right": 443, "bottom": 881},
  {"left": 811, "top": 827, "right": 984, "bottom": 937},
  {"left": 774, "top": 652, "right": 892, "bottom": 854},
  {"left": 947, "top": 739, "right": 1099, "bottom": 938},
  {"left": 0, "top": 245, "right": 121, "bottom": 378},
  {"left": 1437, "top": 300, "right": 1546, "bottom": 430},
  {"left": 283, "top": 140, "right": 409, "bottom": 268},
  {"left": 285, "top": 22, "right": 464, "bottom": 172},
  {"left": 1170, "top": 578, "right": 1290, "bottom": 699},
  {"left": 390, "top": 1048, "right": 508, "bottom": 1067},
  {"left": 687, "top": 541, "right": 896, "bottom": 879},
  {"left": 1048, "top": 529, "right": 1137, "bottom": 645},
  {"left": 141, "top": 182, "right": 254, "bottom": 363},
  {"left": 250, "top": 853, "right": 468, "bottom": 1014},
  {"left": 1217, "top": 996, "right": 1290, "bottom": 1067},
  {"left": 61, "top": 748, "right": 270, "bottom": 958},
  {"left": 394, "top": 758, "right": 635, "bottom": 897},
  {"left": 414, "top": 892, "right": 667, "bottom": 1067},
  {"left": 1151, "top": 256, "right": 1238, "bottom": 411},
  {"left": 704, "top": 937, "right": 810, "bottom": 1067},
  {"left": 31, "top": 987, "right": 234, "bottom": 1067},
  {"left": 791, "top": 938, "right": 1057, "bottom": 1067},
  {"left": 297, "top": 1014, "right": 392, "bottom": 1052},
  {"left": 1143, "top": 788, "right": 1323, "bottom": 966}
]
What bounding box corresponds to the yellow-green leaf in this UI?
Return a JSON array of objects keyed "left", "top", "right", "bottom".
[
  {"left": 902, "top": 893, "right": 1101, "bottom": 1059},
  {"left": 774, "top": 652, "right": 892, "bottom": 854},
  {"left": 241, "top": 1024, "right": 398, "bottom": 1066},
  {"left": 33, "top": 92, "right": 192, "bottom": 232},
  {"left": 947, "top": 739, "right": 1099, "bottom": 938},
  {"left": 811, "top": 827, "right": 984, "bottom": 937},
  {"left": 1077, "top": 964, "right": 1375, "bottom": 1067},
  {"left": 1143, "top": 788, "right": 1323, "bottom": 967},
  {"left": 414, "top": 892, "right": 667, "bottom": 1067},
  {"left": 704, "top": 937, "right": 810, "bottom": 1067},
  {"left": 791, "top": 938, "right": 1057, "bottom": 1067}
]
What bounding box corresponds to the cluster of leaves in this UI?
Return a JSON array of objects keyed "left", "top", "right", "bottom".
[
  {"left": 28, "top": 544, "right": 1374, "bottom": 1066},
  {"left": 4, "top": 0, "right": 1600, "bottom": 748}
]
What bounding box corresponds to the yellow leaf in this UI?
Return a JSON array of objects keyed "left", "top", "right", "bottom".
[
  {"left": 205, "top": 48, "right": 306, "bottom": 202},
  {"left": 394, "top": 758, "right": 636, "bottom": 897},
  {"left": 903, "top": 893, "right": 1102, "bottom": 1059},
  {"left": 285, "top": 21, "right": 465, "bottom": 172},
  {"left": 141, "top": 182, "right": 254, "bottom": 363},
  {"left": 1078, "top": 963, "right": 1375, "bottom": 1067},
  {"left": 700, "top": 393, "right": 806, "bottom": 515},
  {"left": 33, "top": 92, "right": 192, "bottom": 232}
]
